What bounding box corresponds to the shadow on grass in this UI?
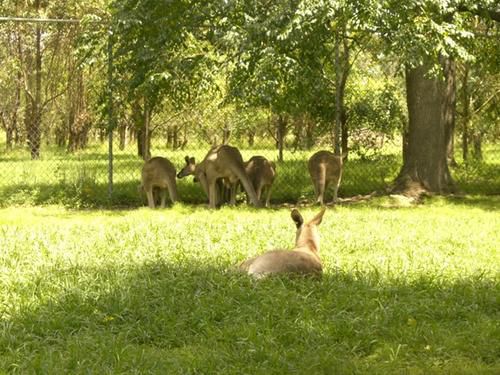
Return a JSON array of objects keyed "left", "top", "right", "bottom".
[
  {"left": 424, "top": 195, "right": 500, "bottom": 211},
  {"left": 1, "top": 261, "right": 498, "bottom": 373},
  {"left": 1, "top": 152, "right": 499, "bottom": 209}
]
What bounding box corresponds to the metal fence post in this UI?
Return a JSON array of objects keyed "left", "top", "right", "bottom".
[{"left": 107, "top": 28, "right": 114, "bottom": 200}]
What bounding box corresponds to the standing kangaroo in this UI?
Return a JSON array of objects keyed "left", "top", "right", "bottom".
[
  {"left": 177, "top": 145, "right": 261, "bottom": 208},
  {"left": 140, "top": 156, "right": 178, "bottom": 208},
  {"left": 244, "top": 156, "right": 276, "bottom": 207},
  {"left": 308, "top": 150, "right": 343, "bottom": 205},
  {"left": 239, "top": 208, "right": 326, "bottom": 278}
]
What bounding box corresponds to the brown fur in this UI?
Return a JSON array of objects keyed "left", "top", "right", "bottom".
[
  {"left": 239, "top": 208, "right": 326, "bottom": 278},
  {"left": 308, "top": 150, "right": 343, "bottom": 205},
  {"left": 244, "top": 156, "right": 277, "bottom": 207},
  {"left": 140, "top": 157, "right": 178, "bottom": 208},
  {"left": 177, "top": 145, "right": 261, "bottom": 208}
]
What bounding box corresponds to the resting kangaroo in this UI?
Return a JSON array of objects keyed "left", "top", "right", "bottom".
[
  {"left": 140, "top": 156, "right": 178, "bottom": 208},
  {"left": 244, "top": 156, "right": 276, "bottom": 207},
  {"left": 177, "top": 145, "right": 261, "bottom": 208},
  {"left": 308, "top": 150, "right": 343, "bottom": 205},
  {"left": 239, "top": 208, "right": 326, "bottom": 278}
]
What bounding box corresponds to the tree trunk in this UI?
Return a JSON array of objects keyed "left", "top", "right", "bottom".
[
  {"left": 67, "top": 70, "right": 89, "bottom": 152},
  {"left": 133, "top": 99, "right": 150, "bottom": 160},
  {"left": 26, "top": 5, "right": 43, "bottom": 159},
  {"left": 461, "top": 65, "right": 470, "bottom": 162},
  {"left": 305, "top": 119, "right": 315, "bottom": 149},
  {"left": 393, "top": 63, "right": 456, "bottom": 195},
  {"left": 472, "top": 132, "right": 483, "bottom": 160},
  {"left": 276, "top": 115, "right": 287, "bottom": 162},
  {"left": 222, "top": 123, "right": 231, "bottom": 144},
  {"left": 247, "top": 129, "right": 255, "bottom": 147},
  {"left": 142, "top": 104, "right": 151, "bottom": 160},
  {"left": 341, "top": 108, "right": 348, "bottom": 160},
  {"left": 333, "top": 34, "right": 342, "bottom": 154},
  {"left": 442, "top": 57, "right": 457, "bottom": 167},
  {"left": 172, "top": 125, "right": 179, "bottom": 149},
  {"left": 118, "top": 122, "right": 127, "bottom": 150},
  {"left": 167, "top": 127, "right": 173, "bottom": 148},
  {"left": 333, "top": 31, "right": 351, "bottom": 157}
]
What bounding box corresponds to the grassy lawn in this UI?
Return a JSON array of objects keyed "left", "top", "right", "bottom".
[
  {"left": 0, "top": 197, "right": 499, "bottom": 373},
  {"left": 1, "top": 142, "right": 499, "bottom": 208}
]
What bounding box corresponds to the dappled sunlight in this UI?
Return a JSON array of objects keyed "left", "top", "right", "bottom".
[
  {"left": 1, "top": 203, "right": 498, "bottom": 372},
  {"left": 1, "top": 260, "right": 497, "bottom": 373}
]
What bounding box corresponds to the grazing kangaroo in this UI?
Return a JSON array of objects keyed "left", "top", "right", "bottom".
[
  {"left": 244, "top": 156, "right": 276, "bottom": 207},
  {"left": 308, "top": 150, "right": 343, "bottom": 205},
  {"left": 177, "top": 145, "right": 261, "bottom": 208},
  {"left": 239, "top": 208, "right": 326, "bottom": 278},
  {"left": 140, "top": 156, "right": 178, "bottom": 208}
]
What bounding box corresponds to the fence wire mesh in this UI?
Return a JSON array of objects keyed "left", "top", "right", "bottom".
[{"left": 0, "top": 19, "right": 498, "bottom": 208}]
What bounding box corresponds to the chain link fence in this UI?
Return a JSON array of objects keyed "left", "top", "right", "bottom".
[{"left": 0, "top": 19, "right": 498, "bottom": 208}]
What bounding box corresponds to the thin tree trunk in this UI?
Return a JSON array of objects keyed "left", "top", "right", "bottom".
[
  {"left": 472, "top": 132, "right": 483, "bottom": 160},
  {"left": 247, "top": 129, "right": 255, "bottom": 147},
  {"left": 276, "top": 115, "right": 287, "bottom": 162},
  {"left": 119, "top": 122, "right": 127, "bottom": 150},
  {"left": 334, "top": 30, "right": 350, "bottom": 157},
  {"left": 333, "top": 33, "right": 341, "bottom": 155},
  {"left": 222, "top": 123, "right": 230, "bottom": 144},
  {"left": 442, "top": 57, "right": 457, "bottom": 167},
  {"left": 461, "top": 66, "right": 470, "bottom": 162},
  {"left": 341, "top": 109, "right": 348, "bottom": 160},
  {"left": 172, "top": 125, "right": 179, "bottom": 149},
  {"left": 27, "top": 3, "right": 43, "bottom": 159},
  {"left": 142, "top": 104, "right": 151, "bottom": 160},
  {"left": 305, "top": 118, "right": 315, "bottom": 149}
]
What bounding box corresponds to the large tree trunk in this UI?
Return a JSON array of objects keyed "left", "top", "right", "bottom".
[{"left": 393, "top": 62, "right": 456, "bottom": 195}]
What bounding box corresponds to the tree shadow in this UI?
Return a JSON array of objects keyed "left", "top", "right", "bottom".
[
  {"left": 431, "top": 195, "right": 500, "bottom": 211},
  {"left": 1, "top": 261, "right": 498, "bottom": 373}
]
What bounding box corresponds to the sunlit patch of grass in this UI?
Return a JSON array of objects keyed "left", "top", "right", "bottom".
[
  {"left": 2, "top": 143, "right": 498, "bottom": 208},
  {"left": 0, "top": 199, "right": 499, "bottom": 373}
]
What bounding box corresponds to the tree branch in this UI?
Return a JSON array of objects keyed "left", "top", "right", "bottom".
[{"left": 457, "top": 4, "right": 500, "bottom": 22}]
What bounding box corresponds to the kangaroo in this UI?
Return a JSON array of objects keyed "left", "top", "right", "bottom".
[
  {"left": 177, "top": 145, "right": 261, "bottom": 208},
  {"left": 244, "top": 156, "right": 276, "bottom": 207},
  {"left": 308, "top": 150, "right": 343, "bottom": 205},
  {"left": 140, "top": 156, "right": 178, "bottom": 208},
  {"left": 239, "top": 208, "right": 326, "bottom": 278}
]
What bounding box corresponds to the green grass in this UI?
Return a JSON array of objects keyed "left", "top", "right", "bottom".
[
  {"left": 0, "top": 141, "right": 498, "bottom": 207},
  {"left": 1, "top": 198, "right": 499, "bottom": 373}
]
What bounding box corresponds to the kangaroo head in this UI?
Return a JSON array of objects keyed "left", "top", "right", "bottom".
[
  {"left": 291, "top": 207, "right": 326, "bottom": 253},
  {"left": 177, "top": 156, "right": 196, "bottom": 178}
]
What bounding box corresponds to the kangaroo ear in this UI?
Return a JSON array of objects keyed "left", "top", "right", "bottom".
[
  {"left": 291, "top": 209, "right": 304, "bottom": 229},
  {"left": 189, "top": 157, "right": 196, "bottom": 164},
  {"left": 184, "top": 155, "right": 190, "bottom": 164},
  {"left": 309, "top": 207, "right": 326, "bottom": 226}
]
